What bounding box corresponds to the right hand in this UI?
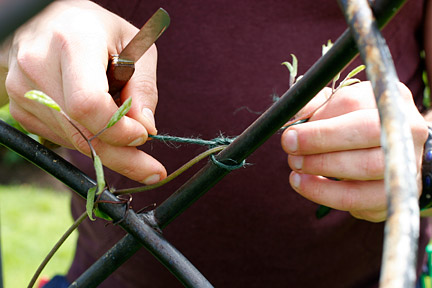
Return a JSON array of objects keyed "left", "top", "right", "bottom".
[{"left": 2, "top": 0, "right": 167, "bottom": 184}]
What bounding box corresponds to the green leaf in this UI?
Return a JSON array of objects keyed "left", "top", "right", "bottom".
[
  {"left": 316, "top": 205, "right": 332, "bottom": 219},
  {"left": 346, "top": 64, "right": 366, "bottom": 79},
  {"left": 93, "top": 208, "right": 112, "bottom": 221},
  {"left": 24, "top": 90, "right": 61, "bottom": 111},
  {"left": 290, "top": 54, "right": 298, "bottom": 78},
  {"left": 93, "top": 155, "right": 105, "bottom": 195},
  {"left": 106, "top": 97, "right": 132, "bottom": 129},
  {"left": 340, "top": 78, "right": 361, "bottom": 88},
  {"left": 333, "top": 72, "right": 341, "bottom": 83},
  {"left": 86, "top": 186, "right": 97, "bottom": 221},
  {"left": 322, "top": 40, "right": 333, "bottom": 56},
  {"left": 282, "top": 54, "right": 298, "bottom": 87},
  {"left": 281, "top": 61, "right": 294, "bottom": 74}
]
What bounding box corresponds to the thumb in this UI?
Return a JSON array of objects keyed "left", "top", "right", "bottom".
[{"left": 119, "top": 44, "right": 158, "bottom": 135}]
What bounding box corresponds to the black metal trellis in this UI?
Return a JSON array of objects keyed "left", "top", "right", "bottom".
[{"left": 0, "top": 0, "right": 420, "bottom": 287}]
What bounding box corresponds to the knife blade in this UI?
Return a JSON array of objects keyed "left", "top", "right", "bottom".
[{"left": 107, "top": 8, "right": 170, "bottom": 104}]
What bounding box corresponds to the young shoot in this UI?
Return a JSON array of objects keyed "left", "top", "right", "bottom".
[{"left": 24, "top": 90, "right": 131, "bottom": 220}]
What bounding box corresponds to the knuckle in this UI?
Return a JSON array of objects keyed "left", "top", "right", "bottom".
[
  {"left": 117, "top": 164, "right": 137, "bottom": 179},
  {"left": 340, "top": 186, "right": 358, "bottom": 211},
  {"left": 15, "top": 47, "right": 40, "bottom": 78},
  {"left": 136, "top": 79, "right": 158, "bottom": 100},
  {"left": 337, "top": 83, "right": 375, "bottom": 109},
  {"left": 362, "top": 150, "right": 384, "bottom": 180},
  {"left": 8, "top": 104, "right": 32, "bottom": 129},
  {"left": 308, "top": 179, "right": 326, "bottom": 202},
  {"left": 5, "top": 73, "right": 21, "bottom": 98},
  {"left": 69, "top": 128, "right": 93, "bottom": 154},
  {"left": 65, "top": 90, "right": 100, "bottom": 122}
]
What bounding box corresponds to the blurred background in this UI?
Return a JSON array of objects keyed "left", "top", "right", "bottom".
[{"left": 0, "top": 104, "right": 76, "bottom": 288}]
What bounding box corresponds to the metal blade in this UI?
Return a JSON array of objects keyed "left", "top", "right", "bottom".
[{"left": 118, "top": 8, "right": 170, "bottom": 62}]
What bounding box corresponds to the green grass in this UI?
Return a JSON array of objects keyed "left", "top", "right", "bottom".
[{"left": 0, "top": 185, "right": 76, "bottom": 288}]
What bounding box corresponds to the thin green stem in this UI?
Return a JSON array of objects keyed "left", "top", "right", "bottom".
[
  {"left": 27, "top": 212, "right": 88, "bottom": 288},
  {"left": 113, "top": 146, "right": 227, "bottom": 195}
]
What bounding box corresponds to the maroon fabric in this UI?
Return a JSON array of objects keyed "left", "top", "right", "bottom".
[{"left": 67, "top": 1, "right": 430, "bottom": 287}]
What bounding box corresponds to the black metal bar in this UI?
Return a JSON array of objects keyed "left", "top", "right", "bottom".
[
  {"left": 69, "top": 215, "right": 212, "bottom": 288},
  {"left": 70, "top": 234, "right": 141, "bottom": 288},
  {"left": 0, "top": 0, "right": 409, "bottom": 286},
  {"left": 0, "top": 121, "right": 212, "bottom": 288},
  {"left": 63, "top": 0, "right": 409, "bottom": 284},
  {"left": 0, "top": 0, "right": 53, "bottom": 43},
  {"left": 339, "top": 0, "right": 419, "bottom": 287},
  {"left": 153, "top": 0, "right": 407, "bottom": 228}
]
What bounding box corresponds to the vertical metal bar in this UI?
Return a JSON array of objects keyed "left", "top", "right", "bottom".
[
  {"left": 52, "top": 0, "right": 407, "bottom": 284},
  {"left": 0, "top": 0, "right": 53, "bottom": 42},
  {"left": 0, "top": 0, "right": 409, "bottom": 286},
  {"left": 339, "top": 1, "right": 419, "bottom": 287}
]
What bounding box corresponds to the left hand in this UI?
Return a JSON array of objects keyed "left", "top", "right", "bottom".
[{"left": 281, "top": 81, "right": 428, "bottom": 222}]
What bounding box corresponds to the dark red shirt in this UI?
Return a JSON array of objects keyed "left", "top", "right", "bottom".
[{"left": 68, "top": 1, "right": 430, "bottom": 287}]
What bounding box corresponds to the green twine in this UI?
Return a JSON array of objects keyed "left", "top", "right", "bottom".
[
  {"left": 210, "top": 155, "right": 246, "bottom": 171},
  {"left": 148, "top": 133, "right": 246, "bottom": 171},
  {"left": 149, "top": 134, "right": 235, "bottom": 147}
]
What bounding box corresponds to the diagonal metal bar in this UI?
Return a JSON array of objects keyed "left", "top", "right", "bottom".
[
  {"left": 0, "top": 0, "right": 411, "bottom": 286},
  {"left": 152, "top": 0, "right": 407, "bottom": 228},
  {"left": 0, "top": 121, "right": 212, "bottom": 288},
  {"left": 339, "top": 0, "right": 419, "bottom": 287},
  {"left": 70, "top": 0, "right": 409, "bottom": 286}
]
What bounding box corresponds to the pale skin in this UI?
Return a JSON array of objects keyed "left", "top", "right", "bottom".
[
  {"left": 0, "top": 0, "right": 431, "bottom": 222},
  {"left": 281, "top": 0, "right": 432, "bottom": 222},
  {"left": 0, "top": 0, "right": 167, "bottom": 185}
]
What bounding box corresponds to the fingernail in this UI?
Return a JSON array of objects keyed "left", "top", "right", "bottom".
[
  {"left": 290, "top": 172, "right": 301, "bottom": 189},
  {"left": 284, "top": 130, "right": 298, "bottom": 153},
  {"left": 290, "top": 155, "right": 303, "bottom": 170},
  {"left": 142, "top": 107, "right": 156, "bottom": 127},
  {"left": 128, "top": 137, "right": 145, "bottom": 147},
  {"left": 143, "top": 174, "right": 160, "bottom": 185}
]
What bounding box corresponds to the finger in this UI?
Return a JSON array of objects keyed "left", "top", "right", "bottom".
[
  {"left": 120, "top": 44, "right": 158, "bottom": 135},
  {"left": 282, "top": 109, "right": 381, "bottom": 155},
  {"left": 59, "top": 29, "right": 149, "bottom": 147},
  {"left": 82, "top": 136, "right": 167, "bottom": 184},
  {"left": 308, "top": 82, "right": 376, "bottom": 121},
  {"left": 290, "top": 87, "right": 333, "bottom": 120},
  {"left": 8, "top": 99, "right": 72, "bottom": 147},
  {"left": 289, "top": 172, "right": 386, "bottom": 221},
  {"left": 288, "top": 147, "right": 384, "bottom": 180},
  {"left": 291, "top": 82, "right": 376, "bottom": 123}
]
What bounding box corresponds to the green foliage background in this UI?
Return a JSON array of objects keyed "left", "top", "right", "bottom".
[{"left": 0, "top": 185, "right": 76, "bottom": 288}]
